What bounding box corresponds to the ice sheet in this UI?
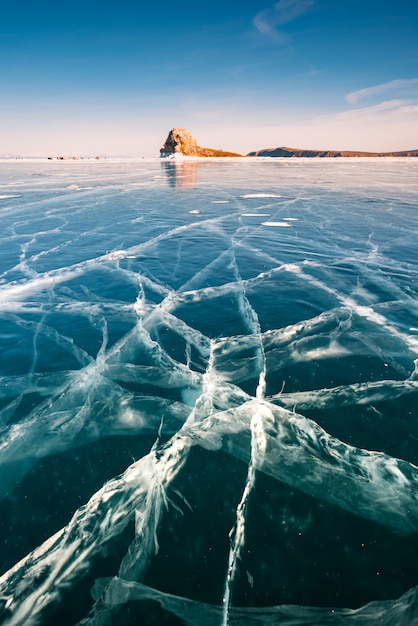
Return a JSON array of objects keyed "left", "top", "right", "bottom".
[{"left": 0, "top": 157, "right": 418, "bottom": 625}]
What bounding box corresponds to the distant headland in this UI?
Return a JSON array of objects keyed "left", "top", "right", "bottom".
[
  {"left": 160, "top": 128, "right": 418, "bottom": 158},
  {"left": 248, "top": 146, "right": 418, "bottom": 158}
]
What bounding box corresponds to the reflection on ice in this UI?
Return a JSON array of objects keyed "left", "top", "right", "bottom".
[
  {"left": 1, "top": 158, "right": 418, "bottom": 625},
  {"left": 162, "top": 160, "right": 198, "bottom": 188}
]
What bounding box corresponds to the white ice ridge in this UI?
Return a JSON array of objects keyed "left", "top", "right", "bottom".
[
  {"left": 222, "top": 404, "right": 268, "bottom": 626},
  {"left": 2, "top": 398, "right": 418, "bottom": 624},
  {"left": 271, "top": 379, "right": 418, "bottom": 411},
  {"left": 0, "top": 209, "right": 241, "bottom": 303},
  {"left": 0, "top": 299, "right": 210, "bottom": 496},
  {"left": 211, "top": 303, "right": 418, "bottom": 382},
  {"left": 79, "top": 578, "right": 418, "bottom": 625},
  {"left": 188, "top": 400, "right": 418, "bottom": 534},
  {"left": 1, "top": 294, "right": 416, "bottom": 501},
  {"left": 221, "top": 245, "right": 267, "bottom": 624},
  {"left": 0, "top": 328, "right": 221, "bottom": 625}
]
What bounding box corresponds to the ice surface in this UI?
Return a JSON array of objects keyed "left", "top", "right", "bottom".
[{"left": 0, "top": 157, "right": 418, "bottom": 625}]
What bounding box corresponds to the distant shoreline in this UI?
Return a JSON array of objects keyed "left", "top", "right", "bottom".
[
  {"left": 1, "top": 153, "right": 418, "bottom": 161},
  {"left": 247, "top": 147, "right": 418, "bottom": 158}
]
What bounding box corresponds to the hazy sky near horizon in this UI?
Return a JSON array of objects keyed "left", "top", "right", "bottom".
[{"left": 1, "top": 0, "right": 418, "bottom": 156}]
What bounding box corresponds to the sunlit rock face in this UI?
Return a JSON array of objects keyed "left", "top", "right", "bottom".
[
  {"left": 160, "top": 128, "right": 198, "bottom": 157},
  {"left": 160, "top": 128, "right": 242, "bottom": 157}
]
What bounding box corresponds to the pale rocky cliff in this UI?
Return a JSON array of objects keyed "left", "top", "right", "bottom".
[{"left": 160, "top": 128, "right": 242, "bottom": 157}]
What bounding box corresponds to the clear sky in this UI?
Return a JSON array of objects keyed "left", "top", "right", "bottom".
[{"left": 1, "top": 0, "right": 418, "bottom": 156}]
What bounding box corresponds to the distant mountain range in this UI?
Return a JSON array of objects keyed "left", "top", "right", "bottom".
[{"left": 247, "top": 147, "right": 418, "bottom": 158}]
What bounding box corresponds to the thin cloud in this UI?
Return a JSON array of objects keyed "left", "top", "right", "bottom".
[
  {"left": 310, "top": 99, "right": 418, "bottom": 147},
  {"left": 346, "top": 78, "right": 418, "bottom": 104},
  {"left": 241, "top": 99, "right": 418, "bottom": 153},
  {"left": 253, "top": 0, "right": 314, "bottom": 43},
  {"left": 323, "top": 99, "right": 418, "bottom": 122}
]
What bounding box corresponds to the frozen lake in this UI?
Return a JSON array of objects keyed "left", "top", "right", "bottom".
[{"left": 1, "top": 157, "right": 418, "bottom": 625}]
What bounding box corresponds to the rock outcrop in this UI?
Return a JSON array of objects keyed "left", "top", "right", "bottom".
[
  {"left": 160, "top": 128, "right": 242, "bottom": 157},
  {"left": 248, "top": 146, "right": 418, "bottom": 158}
]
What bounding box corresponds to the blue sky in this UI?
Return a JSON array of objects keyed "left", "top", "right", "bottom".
[{"left": 1, "top": 0, "right": 418, "bottom": 156}]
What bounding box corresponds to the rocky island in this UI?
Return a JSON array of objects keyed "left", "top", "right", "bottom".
[{"left": 160, "top": 128, "right": 242, "bottom": 157}]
